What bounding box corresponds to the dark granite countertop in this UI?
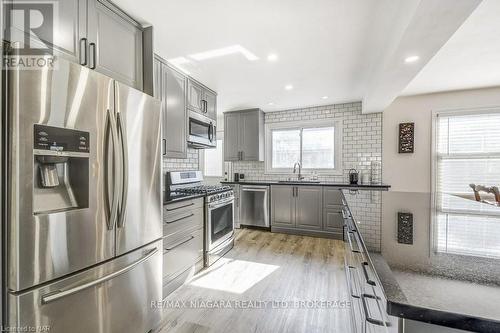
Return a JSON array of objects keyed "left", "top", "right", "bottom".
[
  {"left": 221, "top": 180, "right": 390, "bottom": 190},
  {"left": 352, "top": 191, "right": 500, "bottom": 332}
]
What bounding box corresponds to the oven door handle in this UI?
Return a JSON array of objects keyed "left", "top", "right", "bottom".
[{"left": 209, "top": 198, "right": 234, "bottom": 210}]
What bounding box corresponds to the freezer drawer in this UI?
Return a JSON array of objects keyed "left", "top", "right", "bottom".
[
  {"left": 163, "top": 228, "right": 203, "bottom": 281},
  {"left": 7, "top": 240, "right": 162, "bottom": 333}
]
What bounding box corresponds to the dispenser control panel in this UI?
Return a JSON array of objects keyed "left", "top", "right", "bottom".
[{"left": 34, "top": 124, "right": 90, "bottom": 153}]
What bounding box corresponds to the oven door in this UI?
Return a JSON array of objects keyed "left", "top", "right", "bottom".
[
  {"left": 188, "top": 112, "right": 216, "bottom": 148},
  {"left": 207, "top": 198, "right": 234, "bottom": 250}
]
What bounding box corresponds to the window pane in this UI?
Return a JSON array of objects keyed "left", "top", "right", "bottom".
[
  {"left": 437, "top": 158, "right": 500, "bottom": 194},
  {"left": 204, "top": 139, "right": 223, "bottom": 177},
  {"left": 302, "top": 127, "right": 335, "bottom": 169},
  {"left": 272, "top": 129, "right": 300, "bottom": 168}
]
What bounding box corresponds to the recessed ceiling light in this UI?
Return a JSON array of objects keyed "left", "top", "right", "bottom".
[
  {"left": 404, "top": 55, "right": 419, "bottom": 63},
  {"left": 321, "top": 96, "right": 328, "bottom": 99},
  {"left": 268, "top": 102, "right": 275, "bottom": 106},
  {"left": 285, "top": 84, "right": 293, "bottom": 91},
  {"left": 267, "top": 53, "right": 278, "bottom": 62}
]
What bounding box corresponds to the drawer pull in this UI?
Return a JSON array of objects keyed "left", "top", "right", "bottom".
[
  {"left": 166, "top": 202, "right": 194, "bottom": 211},
  {"left": 347, "top": 232, "right": 361, "bottom": 253},
  {"left": 346, "top": 265, "right": 361, "bottom": 298},
  {"left": 165, "top": 235, "right": 195, "bottom": 251},
  {"left": 361, "top": 293, "right": 391, "bottom": 327},
  {"left": 165, "top": 213, "right": 194, "bottom": 224},
  {"left": 361, "top": 262, "right": 376, "bottom": 286}
]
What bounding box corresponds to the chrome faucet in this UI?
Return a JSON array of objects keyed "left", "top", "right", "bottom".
[{"left": 293, "top": 162, "right": 304, "bottom": 180}]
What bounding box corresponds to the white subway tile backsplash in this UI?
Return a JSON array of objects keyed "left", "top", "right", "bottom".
[{"left": 231, "top": 101, "right": 383, "bottom": 251}]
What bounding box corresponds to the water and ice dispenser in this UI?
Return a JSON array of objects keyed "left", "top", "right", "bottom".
[{"left": 33, "top": 124, "right": 90, "bottom": 214}]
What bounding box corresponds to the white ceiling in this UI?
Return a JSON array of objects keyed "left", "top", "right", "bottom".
[
  {"left": 113, "top": 0, "right": 482, "bottom": 113},
  {"left": 403, "top": 0, "right": 500, "bottom": 95}
]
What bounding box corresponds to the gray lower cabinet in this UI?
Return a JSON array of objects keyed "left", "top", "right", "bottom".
[
  {"left": 4, "top": 0, "right": 146, "bottom": 91},
  {"left": 154, "top": 56, "right": 188, "bottom": 158},
  {"left": 271, "top": 186, "right": 295, "bottom": 227},
  {"left": 295, "top": 187, "right": 323, "bottom": 230},
  {"left": 162, "top": 198, "right": 204, "bottom": 298},
  {"left": 271, "top": 185, "right": 344, "bottom": 239},
  {"left": 224, "top": 109, "right": 264, "bottom": 161}
]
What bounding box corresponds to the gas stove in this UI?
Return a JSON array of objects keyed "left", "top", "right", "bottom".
[{"left": 165, "top": 171, "right": 233, "bottom": 202}]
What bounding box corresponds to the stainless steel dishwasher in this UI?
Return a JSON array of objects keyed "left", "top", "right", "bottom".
[{"left": 240, "top": 185, "right": 270, "bottom": 228}]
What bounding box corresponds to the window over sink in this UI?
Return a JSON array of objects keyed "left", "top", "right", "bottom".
[{"left": 265, "top": 119, "right": 342, "bottom": 174}]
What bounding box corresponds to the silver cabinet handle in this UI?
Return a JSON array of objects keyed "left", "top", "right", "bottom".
[
  {"left": 117, "top": 111, "right": 129, "bottom": 228},
  {"left": 79, "top": 38, "right": 88, "bottom": 66},
  {"left": 346, "top": 266, "right": 361, "bottom": 298},
  {"left": 89, "top": 42, "right": 96, "bottom": 69},
  {"left": 361, "top": 262, "right": 376, "bottom": 286},
  {"left": 105, "top": 109, "right": 120, "bottom": 230},
  {"left": 41, "top": 247, "right": 158, "bottom": 304},
  {"left": 165, "top": 213, "right": 194, "bottom": 224},
  {"left": 165, "top": 235, "right": 194, "bottom": 251},
  {"left": 361, "top": 293, "right": 391, "bottom": 327},
  {"left": 347, "top": 232, "right": 360, "bottom": 253},
  {"left": 166, "top": 202, "right": 194, "bottom": 211}
]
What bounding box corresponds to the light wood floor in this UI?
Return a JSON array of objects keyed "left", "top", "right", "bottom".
[{"left": 157, "top": 229, "right": 350, "bottom": 333}]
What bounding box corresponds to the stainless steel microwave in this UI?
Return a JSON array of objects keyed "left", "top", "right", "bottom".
[{"left": 188, "top": 111, "right": 216, "bottom": 149}]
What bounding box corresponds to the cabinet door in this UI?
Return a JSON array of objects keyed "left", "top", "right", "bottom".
[
  {"left": 5, "top": 0, "right": 87, "bottom": 64},
  {"left": 224, "top": 112, "right": 240, "bottom": 161},
  {"left": 87, "top": 0, "right": 143, "bottom": 90},
  {"left": 163, "top": 65, "right": 187, "bottom": 158},
  {"left": 323, "top": 209, "right": 344, "bottom": 233},
  {"left": 203, "top": 89, "right": 217, "bottom": 120},
  {"left": 239, "top": 111, "right": 260, "bottom": 160},
  {"left": 153, "top": 56, "right": 162, "bottom": 99},
  {"left": 296, "top": 187, "right": 323, "bottom": 230},
  {"left": 271, "top": 186, "right": 295, "bottom": 227},
  {"left": 187, "top": 79, "right": 204, "bottom": 114}
]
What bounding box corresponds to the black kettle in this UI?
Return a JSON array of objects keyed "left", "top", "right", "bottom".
[{"left": 349, "top": 169, "right": 359, "bottom": 185}]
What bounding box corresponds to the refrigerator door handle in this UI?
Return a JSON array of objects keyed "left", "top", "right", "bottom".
[
  {"left": 116, "top": 111, "right": 129, "bottom": 228},
  {"left": 41, "top": 247, "right": 159, "bottom": 304},
  {"left": 106, "top": 109, "right": 121, "bottom": 230}
]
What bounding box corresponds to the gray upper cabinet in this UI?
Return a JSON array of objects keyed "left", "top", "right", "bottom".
[
  {"left": 163, "top": 64, "right": 187, "bottom": 158},
  {"left": 271, "top": 186, "right": 295, "bottom": 227},
  {"left": 154, "top": 56, "right": 188, "bottom": 159},
  {"left": 187, "top": 79, "right": 204, "bottom": 114},
  {"left": 224, "top": 112, "right": 240, "bottom": 161},
  {"left": 204, "top": 89, "right": 217, "bottom": 120},
  {"left": 224, "top": 109, "right": 264, "bottom": 161},
  {"left": 5, "top": 0, "right": 147, "bottom": 91},
  {"left": 87, "top": 0, "right": 143, "bottom": 90},
  {"left": 187, "top": 78, "right": 217, "bottom": 120},
  {"left": 295, "top": 187, "right": 323, "bottom": 230},
  {"left": 4, "top": 0, "right": 87, "bottom": 64}
]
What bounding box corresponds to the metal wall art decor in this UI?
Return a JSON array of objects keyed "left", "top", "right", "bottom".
[
  {"left": 397, "top": 212, "right": 413, "bottom": 245},
  {"left": 398, "top": 122, "right": 415, "bottom": 153}
]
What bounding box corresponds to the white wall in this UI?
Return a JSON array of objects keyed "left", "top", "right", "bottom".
[{"left": 383, "top": 87, "right": 500, "bottom": 192}]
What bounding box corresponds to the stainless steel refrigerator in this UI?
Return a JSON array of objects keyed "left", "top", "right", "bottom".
[{"left": 3, "top": 56, "right": 163, "bottom": 332}]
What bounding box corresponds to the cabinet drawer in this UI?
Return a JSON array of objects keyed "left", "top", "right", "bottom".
[
  {"left": 323, "top": 188, "right": 343, "bottom": 207},
  {"left": 163, "top": 229, "right": 203, "bottom": 280},
  {"left": 164, "top": 198, "right": 204, "bottom": 218},
  {"left": 163, "top": 207, "right": 203, "bottom": 241}
]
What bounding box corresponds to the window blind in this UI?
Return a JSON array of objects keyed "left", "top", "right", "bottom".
[{"left": 435, "top": 110, "right": 500, "bottom": 258}]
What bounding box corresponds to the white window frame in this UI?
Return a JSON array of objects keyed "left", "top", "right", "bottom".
[
  {"left": 200, "top": 131, "right": 224, "bottom": 180},
  {"left": 264, "top": 119, "right": 343, "bottom": 175},
  {"left": 431, "top": 106, "right": 500, "bottom": 256}
]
